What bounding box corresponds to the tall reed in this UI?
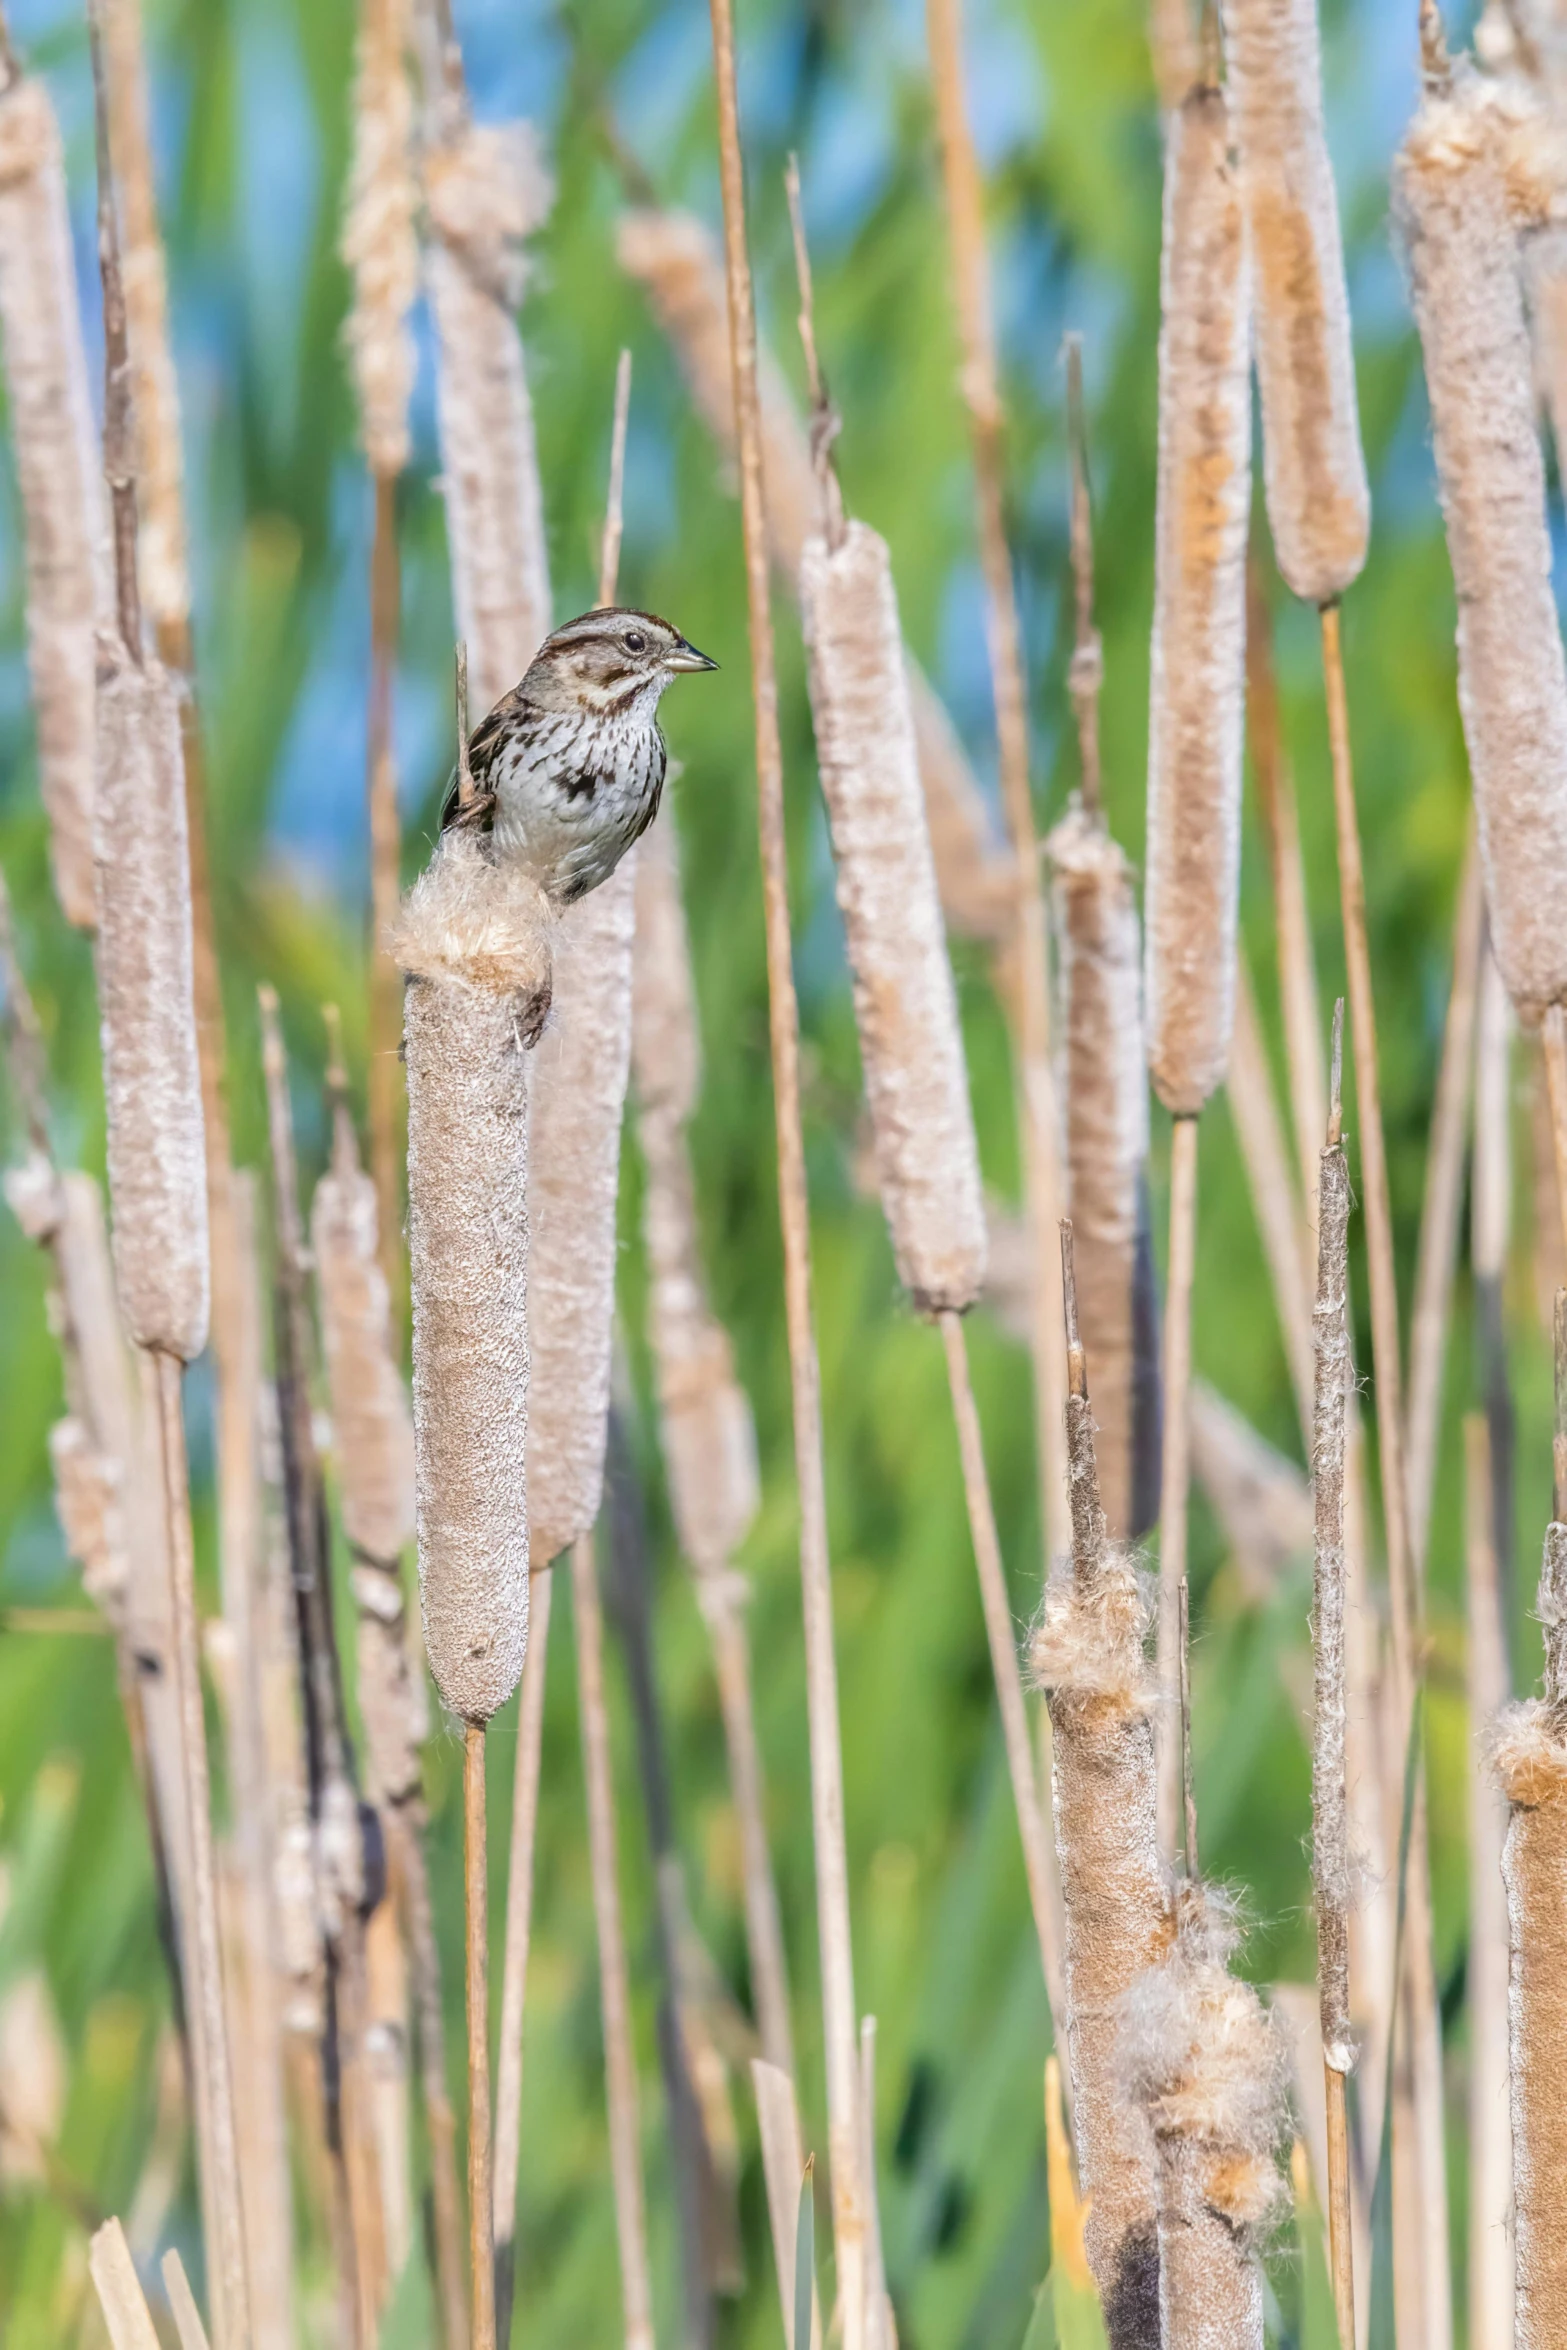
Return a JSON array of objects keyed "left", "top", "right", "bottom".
[{"left": 1465, "top": 1414, "right": 1513, "bottom": 2350}]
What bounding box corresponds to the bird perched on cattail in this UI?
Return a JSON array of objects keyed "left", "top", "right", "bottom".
[{"left": 442, "top": 606, "right": 717, "bottom": 903}]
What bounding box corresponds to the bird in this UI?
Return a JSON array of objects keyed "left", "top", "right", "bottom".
[{"left": 442, "top": 606, "right": 718, "bottom": 904}]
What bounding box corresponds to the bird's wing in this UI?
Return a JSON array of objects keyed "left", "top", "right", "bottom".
[{"left": 439, "top": 690, "right": 524, "bottom": 831}]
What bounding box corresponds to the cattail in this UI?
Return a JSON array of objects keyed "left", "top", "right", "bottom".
[
  {"left": 616, "top": 203, "right": 1016, "bottom": 955},
  {"left": 94, "top": 642, "right": 210, "bottom": 1362},
  {"left": 1031, "top": 1232, "right": 1167, "bottom": 2350},
  {"left": 424, "top": 122, "right": 552, "bottom": 715},
  {"left": 1465, "top": 1415, "right": 1514, "bottom": 2350},
  {"left": 1220, "top": 0, "right": 1369, "bottom": 604},
  {"left": 1395, "top": 60, "right": 1567, "bottom": 1024},
  {"left": 1121, "top": 1886, "right": 1289, "bottom": 2349},
  {"left": 1145, "top": 74, "right": 1251, "bottom": 1115},
  {"left": 341, "top": 0, "right": 417, "bottom": 481},
  {"left": 1048, "top": 803, "right": 1157, "bottom": 1538},
  {"left": 395, "top": 829, "right": 551, "bottom": 1722},
  {"left": 799, "top": 516, "right": 986, "bottom": 1313},
  {"left": 0, "top": 70, "right": 105, "bottom": 930},
  {"left": 525, "top": 867, "right": 636, "bottom": 1570}
]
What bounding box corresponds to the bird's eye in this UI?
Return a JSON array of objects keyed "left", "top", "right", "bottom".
[{"left": 623, "top": 629, "right": 647, "bottom": 654}]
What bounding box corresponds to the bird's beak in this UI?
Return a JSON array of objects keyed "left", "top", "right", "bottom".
[{"left": 667, "top": 638, "right": 719, "bottom": 673}]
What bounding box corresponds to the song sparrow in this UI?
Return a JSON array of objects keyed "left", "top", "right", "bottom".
[{"left": 443, "top": 606, "right": 717, "bottom": 903}]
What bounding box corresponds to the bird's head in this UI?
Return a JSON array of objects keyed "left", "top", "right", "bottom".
[{"left": 521, "top": 607, "right": 718, "bottom": 716}]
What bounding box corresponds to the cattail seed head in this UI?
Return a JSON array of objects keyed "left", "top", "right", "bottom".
[
  {"left": 0, "top": 75, "right": 106, "bottom": 930},
  {"left": 525, "top": 863, "right": 636, "bottom": 1571},
  {"left": 1396, "top": 72, "right": 1567, "bottom": 1025},
  {"left": 425, "top": 122, "right": 552, "bottom": 715},
  {"left": 395, "top": 832, "right": 551, "bottom": 1721},
  {"left": 1221, "top": 0, "right": 1370, "bottom": 604},
  {"left": 1145, "top": 82, "right": 1251, "bottom": 1116},
  {"left": 341, "top": 0, "right": 418, "bottom": 480},
  {"left": 93, "top": 640, "right": 209, "bottom": 1360},
  {"left": 800, "top": 517, "right": 986, "bottom": 1314}
]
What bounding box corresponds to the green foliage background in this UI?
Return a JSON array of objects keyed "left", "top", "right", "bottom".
[{"left": 0, "top": 0, "right": 1545, "bottom": 2339}]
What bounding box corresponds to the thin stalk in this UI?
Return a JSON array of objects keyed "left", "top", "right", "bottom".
[
  {"left": 1321, "top": 598, "right": 1450, "bottom": 2350},
  {"left": 706, "top": 0, "right": 867, "bottom": 2324},
  {"left": 493, "top": 1564, "right": 553, "bottom": 2347},
  {"left": 571, "top": 1531, "right": 654, "bottom": 2350},
  {"left": 705, "top": 1593, "right": 794, "bottom": 2079},
  {"left": 1405, "top": 829, "right": 1483, "bottom": 1579},
  {"left": 153, "top": 1352, "right": 251, "bottom": 2350},
  {"left": 1228, "top": 955, "right": 1315, "bottom": 1439},
  {"left": 464, "top": 1722, "right": 495, "bottom": 2350},
  {"left": 367, "top": 467, "right": 403, "bottom": 1301},
  {"left": 599, "top": 349, "right": 632, "bottom": 610},
  {"left": 1157, "top": 1114, "right": 1198, "bottom": 1858},
  {"left": 390, "top": 1808, "right": 467, "bottom": 2350},
  {"left": 926, "top": 0, "right": 1069, "bottom": 1574},
  {"left": 1063, "top": 334, "right": 1102, "bottom": 822},
  {"left": 1464, "top": 1414, "right": 1513, "bottom": 2350},
  {"left": 938, "top": 1310, "right": 1068, "bottom": 2032},
  {"left": 1541, "top": 1004, "right": 1567, "bottom": 1269}
]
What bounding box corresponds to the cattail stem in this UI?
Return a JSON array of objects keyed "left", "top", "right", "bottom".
[
  {"left": 1321, "top": 600, "right": 1450, "bottom": 2350},
  {"left": 599, "top": 348, "right": 631, "bottom": 609},
  {"left": 1464, "top": 1415, "right": 1513, "bottom": 2350},
  {"left": 1063, "top": 336, "right": 1103, "bottom": 822},
  {"left": 367, "top": 468, "right": 403, "bottom": 1297},
  {"left": 1156, "top": 1114, "right": 1198, "bottom": 1858},
  {"left": 463, "top": 1722, "right": 495, "bottom": 2350},
  {"left": 1227, "top": 959, "right": 1314, "bottom": 1439},
  {"left": 939, "top": 1309, "right": 1068, "bottom": 2029},
  {"left": 153, "top": 1352, "right": 251, "bottom": 2350},
  {"left": 1541, "top": 1006, "right": 1567, "bottom": 1270},
  {"left": 389, "top": 1812, "right": 466, "bottom": 2350},
  {"left": 493, "top": 1561, "right": 552, "bottom": 2344},
  {"left": 707, "top": 0, "right": 867, "bottom": 2322},
  {"left": 926, "top": 0, "right": 1069, "bottom": 1571},
  {"left": 571, "top": 1532, "right": 654, "bottom": 2350},
  {"left": 1405, "top": 831, "right": 1483, "bottom": 1579}
]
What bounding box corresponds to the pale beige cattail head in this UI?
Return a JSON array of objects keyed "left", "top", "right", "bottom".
[
  {"left": 525, "top": 862, "right": 636, "bottom": 1570},
  {"left": 0, "top": 76, "right": 106, "bottom": 930},
  {"left": 424, "top": 121, "right": 553, "bottom": 713},
  {"left": 93, "top": 640, "right": 209, "bottom": 1360},
  {"left": 632, "top": 820, "right": 760, "bottom": 1573},
  {"left": 1221, "top": 0, "right": 1370, "bottom": 604},
  {"left": 1048, "top": 804, "right": 1155, "bottom": 1539},
  {"left": 1396, "top": 72, "right": 1567, "bottom": 1025},
  {"left": 341, "top": 0, "right": 418, "bottom": 479},
  {"left": 395, "top": 830, "right": 550, "bottom": 1720},
  {"left": 311, "top": 1097, "right": 414, "bottom": 1569},
  {"left": 1145, "top": 80, "right": 1251, "bottom": 1115},
  {"left": 800, "top": 518, "right": 986, "bottom": 1314}
]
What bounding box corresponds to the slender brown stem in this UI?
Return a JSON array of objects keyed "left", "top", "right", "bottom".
[
  {"left": 1323, "top": 2069, "right": 1356, "bottom": 2348},
  {"left": 938, "top": 1309, "right": 1068, "bottom": 2032},
  {"left": 464, "top": 1721, "right": 495, "bottom": 2350},
  {"left": 704, "top": 1590, "right": 795, "bottom": 2079},
  {"left": 1177, "top": 1576, "right": 1198, "bottom": 1878},
  {"left": 153, "top": 1351, "right": 251, "bottom": 2350},
  {"left": 86, "top": 0, "right": 141, "bottom": 663},
  {"left": 391, "top": 1807, "right": 467, "bottom": 2350},
  {"left": 707, "top": 0, "right": 866, "bottom": 2325},
  {"left": 455, "top": 642, "right": 474, "bottom": 809},
  {"left": 598, "top": 352, "right": 632, "bottom": 610},
  {"left": 926, "top": 0, "right": 1069, "bottom": 1573},
  {"left": 570, "top": 1532, "right": 654, "bottom": 2350},
  {"left": 1228, "top": 954, "right": 1315, "bottom": 1440},
  {"left": 1321, "top": 598, "right": 1450, "bottom": 2350},
  {"left": 1157, "top": 1113, "right": 1199, "bottom": 1858},
  {"left": 1063, "top": 334, "right": 1103, "bottom": 821},
  {"left": 1541, "top": 1004, "right": 1567, "bottom": 1274},
  {"left": 367, "top": 467, "right": 404, "bottom": 1302},
  {"left": 1463, "top": 1413, "right": 1513, "bottom": 2350},
  {"left": 493, "top": 1563, "right": 553, "bottom": 2340}
]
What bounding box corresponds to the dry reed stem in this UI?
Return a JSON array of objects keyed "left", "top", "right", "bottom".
[
  {"left": 801, "top": 517, "right": 987, "bottom": 1313},
  {"left": 1063, "top": 336, "right": 1104, "bottom": 820},
  {"left": 1244, "top": 554, "right": 1325, "bottom": 1221},
  {"left": 463, "top": 1721, "right": 496, "bottom": 2350},
  {"left": 600, "top": 347, "right": 632, "bottom": 608},
  {"left": 752, "top": 2061, "right": 821, "bottom": 2350},
  {"left": 571, "top": 1530, "right": 655, "bottom": 2350},
  {"left": 1542, "top": 1005, "right": 1567, "bottom": 1269},
  {"left": 367, "top": 470, "right": 404, "bottom": 1297},
  {"left": 1321, "top": 599, "right": 1452, "bottom": 2350},
  {"left": 493, "top": 1561, "right": 552, "bottom": 2315},
  {"left": 1121, "top": 1887, "right": 1288, "bottom": 2350},
  {"left": 396, "top": 831, "right": 547, "bottom": 1721},
  {"left": 1309, "top": 1006, "right": 1355, "bottom": 2346},
  {"left": 99, "top": 0, "right": 187, "bottom": 631},
  {"left": 90, "top": 2217, "right": 161, "bottom": 2350},
  {"left": 1473, "top": 930, "right": 1517, "bottom": 1625},
  {"left": 391, "top": 1808, "right": 467, "bottom": 2350},
  {"left": 1220, "top": 0, "right": 1368, "bottom": 604},
  {"left": 708, "top": 0, "right": 867, "bottom": 2323},
  {"left": 939, "top": 1308, "right": 1068, "bottom": 2029},
  {"left": 859, "top": 2018, "right": 891, "bottom": 2350},
  {"left": 614, "top": 205, "right": 1017, "bottom": 955},
  {"left": 1406, "top": 832, "right": 1484, "bottom": 1578},
  {"left": 1145, "top": 75, "right": 1250, "bottom": 1119},
  {"left": 1464, "top": 1415, "right": 1514, "bottom": 2350},
  {"left": 1047, "top": 804, "right": 1157, "bottom": 1541},
  {"left": 164, "top": 2249, "right": 214, "bottom": 2350},
  {"left": 0, "top": 69, "right": 104, "bottom": 929},
  {"left": 1156, "top": 1115, "right": 1198, "bottom": 1861},
  {"left": 1227, "top": 956, "right": 1315, "bottom": 1440},
  {"left": 926, "top": 0, "right": 1070, "bottom": 1567},
  {"left": 1396, "top": 65, "right": 1567, "bottom": 1025},
  {"left": 424, "top": 120, "right": 552, "bottom": 715},
  {"left": 1032, "top": 1224, "right": 1167, "bottom": 2349}
]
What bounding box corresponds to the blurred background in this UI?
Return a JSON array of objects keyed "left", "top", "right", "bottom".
[{"left": 0, "top": 0, "right": 1538, "bottom": 2339}]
